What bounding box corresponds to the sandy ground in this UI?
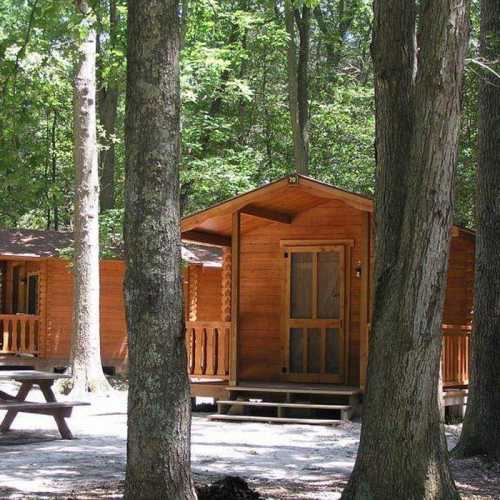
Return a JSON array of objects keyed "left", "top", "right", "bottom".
[{"left": 0, "top": 382, "right": 498, "bottom": 500}]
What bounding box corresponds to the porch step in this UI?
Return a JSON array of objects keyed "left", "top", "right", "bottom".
[
  {"left": 208, "top": 414, "right": 342, "bottom": 426},
  {"left": 226, "top": 384, "right": 361, "bottom": 397},
  {"left": 217, "top": 400, "right": 352, "bottom": 420},
  {"left": 443, "top": 389, "right": 468, "bottom": 407},
  {"left": 218, "top": 400, "right": 351, "bottom": 410}
]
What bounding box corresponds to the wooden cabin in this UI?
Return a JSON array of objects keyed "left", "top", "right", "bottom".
[
  {"left": 181, "top": 174, "right": 474, "bottom": 421},
  {"left": 0, "top": 175, "right": 473, "bottom": 421},
  {"left": 0, "top": 229, "right": 221, "bottom": 373}
]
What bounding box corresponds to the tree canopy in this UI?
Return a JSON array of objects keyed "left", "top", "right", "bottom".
[{"left": 0, "top": 0, "right": 480, "bottom": 237}]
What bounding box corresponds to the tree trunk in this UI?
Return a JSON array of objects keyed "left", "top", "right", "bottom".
[
  {"left": 124, "top": 0, "right": 195, "bottom": 499},
  {"left": 284, "top": 0, "right": 308, "bottom": 174},
  {"left": 71, "top": 0, "right": 111, "bottom": 396},
  {"left": 341, "top": 1, "right": 469, "bottom": 499},
  {"left": 296, "top": 5, "right": 310, "bottom": 174},
  {"left": 453, "top": 0, "right": 500, "bottom": 462},
  {"left": 51, "top": 109, "right": 59, "bottom": 231},
  {"left": 98, "top": 0, "right": 119, "bottom": 212}
]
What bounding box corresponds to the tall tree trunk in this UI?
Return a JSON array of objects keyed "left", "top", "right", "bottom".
[
  {"left": 51, "top": 109, "right": 59, "bottom": 231},
  {"left": 284, "top": 0, "right": 309, "bottom": 174},
  {"left": 453, "top": 0, "right": 500, "bottom": 462},
  {"left": 98, "top": 0, "right": 119, "bottom": 212},
  {"left": 124, "top": 1, "right": 195, "bottom": 499},
  {"left": 71, "top": 0, "right": 111, "bottom": 396},
  {"left": 296, "top": 5, "right": 310, "bottom": 174},
  {"left": 341, "top": 1, "right": 469, "bottom": 499}
]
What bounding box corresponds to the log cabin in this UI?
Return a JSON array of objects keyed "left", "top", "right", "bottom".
[
  {"left": 0, "top": 174, "right": 473, "bottom": 422},
  {"left": 181, "top": 174, "right": 474, "bottom": 422}
]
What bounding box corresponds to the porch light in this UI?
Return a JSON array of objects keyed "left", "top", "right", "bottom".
[{"left": 355, "top": 261, "right": 362, "bottom": 278}]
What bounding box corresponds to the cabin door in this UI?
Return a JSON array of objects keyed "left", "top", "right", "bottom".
[{"left": 283, "top": 245, "right": 346, "bottom": 383}]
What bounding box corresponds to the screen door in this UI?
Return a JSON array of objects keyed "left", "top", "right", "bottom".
[{"left": 283, "top": 245, "right": 346, "bottom": 383}]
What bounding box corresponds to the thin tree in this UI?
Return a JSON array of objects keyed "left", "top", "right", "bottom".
[
  {"left": 284, "top": 0, "right": 310, "bottom": 174},
  {"left": 70, "top": 0, "right": 111, "bottom": 395},
  {"left": 124, "top": 0, "right": 195, "bottom": 498},
  {"left": 98, "top": 0, "right": 120, "bottom": 212},
  {"left": 453, "top": 0, "right": 500, "bottom": 462},
  {"left": 341, "top": 0, "right": 470, "bottom": 498}
]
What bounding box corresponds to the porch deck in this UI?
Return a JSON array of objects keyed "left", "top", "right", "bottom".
[{"left": 226, "top": 382, "right": 361, "bottom": 396}]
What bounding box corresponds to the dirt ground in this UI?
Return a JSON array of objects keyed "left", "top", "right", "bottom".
[{"left": 0, "top": 382, "right": 498, "bottom": 500}]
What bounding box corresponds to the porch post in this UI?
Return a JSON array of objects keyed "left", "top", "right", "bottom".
[
  {"left": 221, "top": 248, "right": 231, "bottom": 322},
  {"left": 229, "top": 210, "right": 240, "bottom": 386},
  {"left": 5, "top": 263, "right": 13, "bottom": 314},
  {"left": 360, "top": 211, "right": 371, "bottom": 391},
  {"left": 187, "top": 264, "right": 200, "bottom": 322}
]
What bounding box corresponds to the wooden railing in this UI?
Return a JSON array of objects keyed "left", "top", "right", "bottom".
[
  {"left": 0, "top": 314, "right": 40, "bottom": 355},
  {"left": 185, "top": 321, "right": 231, "bottom": 379},
  {"left": 442, "top": 324, "right": 471, "bottom": 386}
]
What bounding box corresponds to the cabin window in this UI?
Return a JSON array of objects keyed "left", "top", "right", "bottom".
[
  {"left": 0, "top": 262, "right": 5, "bottom": 313},
  {"left": 12, "top": 265, "right": 22, "bottom": 313},
  {"left": 27, "top": 274, "right": 39, "bottom": 315}
]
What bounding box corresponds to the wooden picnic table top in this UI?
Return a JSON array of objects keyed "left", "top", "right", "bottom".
[{"left": 0, "top": 370, "right": 70, "bottom": 382}]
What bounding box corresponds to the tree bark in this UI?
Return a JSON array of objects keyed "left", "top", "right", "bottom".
[
  {"left": 284, "top": 0, "right": 309, "bottom": 174},
  {"left": 453, "top": 0, "right": 500, "bottom": 462},
  {"left": 71, "top": 0, "right": 111, "bottom": 396},
  {"left": 51, "top": 109, "right": 59, "bottom": 231},
  {"left": 296, "top": 5, "right": 310, "bottom": 174},
  {"left": 124, "top": 1, "right": 196, "bottom": 499},
  {"left": 98, "top": 0, "right": 119, "bottom": 212},
  {"left": 341, "top": 1, "right": 470, "bottom": 499}
]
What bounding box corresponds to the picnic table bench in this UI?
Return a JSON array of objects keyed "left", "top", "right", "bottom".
[{"left": 0, "top": 370, "right": 90, "bottom": 439}]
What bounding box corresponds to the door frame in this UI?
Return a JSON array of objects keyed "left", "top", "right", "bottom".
[{"left": 279, "top": 239, "right": 353, "bottom": 384}]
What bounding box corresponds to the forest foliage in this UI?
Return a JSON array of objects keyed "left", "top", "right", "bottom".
[{"left": 0, "top": 0, "right": 480, "bottom": 244}]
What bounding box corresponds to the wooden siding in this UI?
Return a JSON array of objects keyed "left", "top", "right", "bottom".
[
  {"left": 442, "top": 231, "right": 474, "bottom": 386},
  {"left": 443, "top": 233, "right": 475, "bottom": 327},
  {"left": 196, "top": 267, "right": 223, "bottom": 321},
  {"left": 20, "top": 216, "right": 474, "bottom": 383},
  {"left": 237, "top": 199, "right": 364, "bottom": 385},
  {"left": 45, "top": 259, "right": 127, "bottom": 365},
  {"left": 184, "top": 264, "right": 223, "bottom": 322},
  {"left": 44, "top": 259, "right": 221, "bottom": 368}
]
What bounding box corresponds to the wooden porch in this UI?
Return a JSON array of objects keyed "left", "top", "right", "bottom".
[
  {"left": 0, "top": 258, "right": 45, "bottom": 358},
  {"left": 0, "top": 314, "right": 40, "bottom": 355},
  {"left": 185, "top": 318, "right": 472, "bottom": 422}
]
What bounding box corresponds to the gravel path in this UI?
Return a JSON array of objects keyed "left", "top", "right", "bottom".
[{"left": 0, "top": 383, "right": 497, "bottom": 499}]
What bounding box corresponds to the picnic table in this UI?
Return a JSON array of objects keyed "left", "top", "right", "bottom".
[{"left": 0, "top": 370, "right": 89, "bottom": 439}]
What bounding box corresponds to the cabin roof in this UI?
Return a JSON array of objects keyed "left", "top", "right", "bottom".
[
  {"left": 0, "top": 229, "right": 73, "bottom": 258},
  {"left": 0, "top": 229, "right": 222, "bottom": 267},
  {"left": 181, "top": 174, "right": 475, "bottom": 246}
]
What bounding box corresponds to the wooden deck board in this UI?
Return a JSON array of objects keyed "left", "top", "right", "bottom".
[
  {"left": 226, "top": 382, "right": 361, "bottom": 396},
  {"left": 217, "top": 400, "right": 351, "bottom": 410},
  {"left": 208, "top": 414, "right": 343, "bottom": 425}
]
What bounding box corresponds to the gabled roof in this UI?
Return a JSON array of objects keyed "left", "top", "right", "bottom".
[
  {"left": 181, "top": 174, "right": 475, "bottom": 246},
  {"left": 181, "top": 174, "right": 373, "bottom": 245}
]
